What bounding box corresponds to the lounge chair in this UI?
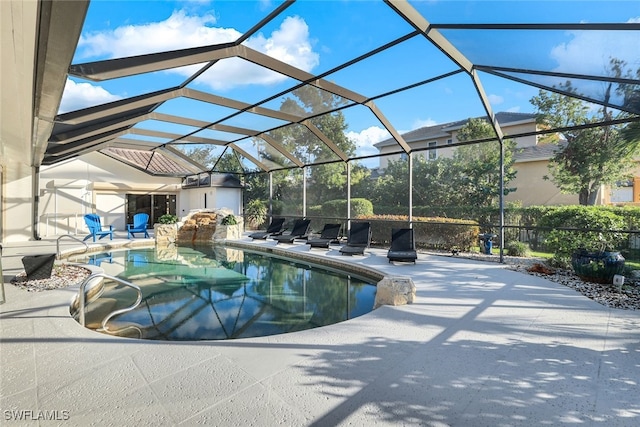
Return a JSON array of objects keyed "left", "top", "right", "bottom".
[
  {"left": 127, "top": 213, "right": 150, "bottom": 238},
  {"left": 83, "top": 213, "right": 114, "bottom": 242},
  {"left": 272, "top": 219, "right": 311, "bottom": 244},
  {"left": 339, "top": 222, "right": 371, "bottom": 255},
  {"left": 387, "top": 228, "right": 417, "bottom": 264},
  {"left": 248, "top": 217, "right": 285, "bottom": 240},
  {"left": 307, "top": 223, "right": 342, "bottom": 249}
]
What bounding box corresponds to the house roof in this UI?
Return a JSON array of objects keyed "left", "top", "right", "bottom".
[
  {"left": 514, "top": 142, "right": 567, "bottom": 162},
  {"left": 101, "top": 147, "right": 203, "bottom": 176},
  {"left": 375, "top": 112, "right": 537, "bottom": 148}
]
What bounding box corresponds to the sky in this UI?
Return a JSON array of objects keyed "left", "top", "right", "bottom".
[{"left": 61, "top": 0, "right": 640, "bottom": 162}]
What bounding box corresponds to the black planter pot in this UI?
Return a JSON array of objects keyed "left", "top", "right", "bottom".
[{"left": 571, "top": 250, "right": 625, "bottom": 284}]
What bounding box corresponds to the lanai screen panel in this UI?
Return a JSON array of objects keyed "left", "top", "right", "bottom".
[
  {"left": 259, "top": 85, "right": 357, "bottom": 120},
  {"left": 374, "top": 72, "right": 489, "bottom": 138},
  {"left": 233, "top": 137, "right": 299, "bottom": 172},
  {"left": 493, "top": 71, "right": 640, "bottom": 115},
  {"left": 218, "top": 112, "right": 290, "bottom": 134},
  {"left": 265, "top": 0, "right": 413, "bottom": 75},
  {"left": 186, "top": 57, "right": 303, "bottom": 105},
  {"left": 173, "top": 143, "right": 226, "bottom": 171},
  {"left": 324, "top": 35, "right": 462, "bottom": 99},
  {"left": 266, "top": 123, "right": 343, "bottom": 166},
  {"left": 153, "top": 97, "right": 238, "bottom": 127},
  {"left": 132, "top": 120, "right": 201, "bottom": 139}
]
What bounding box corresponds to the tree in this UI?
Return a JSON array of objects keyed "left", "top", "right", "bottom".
[
  {"left": 178, "top": 144, "right": 218, "bottom": 169},
  {"left": 531, "top": 60, "right": 640, "bottom": 205},
  {"left": 370, "top": 157, "right": 410, "bottom": 208},
  {"left": 370, "top": 118, "right": 517, "bottom": 212},
  {"left": 411, "top": 154, "right": 457, "bottom": 207},
  {"left": 266, "top": 86, "right": 363, "bottom": 209},
  {"left": 452, "top": 118, "right": 518, "bottom": 208}
]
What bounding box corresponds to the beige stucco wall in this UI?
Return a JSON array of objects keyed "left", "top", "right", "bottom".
[
  {"left": 506, "top": 159, "right": 579, "bottom": 206},
  {"left": 501, "top": 122, "right": 538, "bottom": 148}
]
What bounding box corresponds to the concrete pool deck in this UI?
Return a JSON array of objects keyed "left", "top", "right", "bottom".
[{"left": 1, "top": 234, "right": 639, "bottom": 426}]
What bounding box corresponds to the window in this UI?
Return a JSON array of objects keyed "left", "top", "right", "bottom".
[
  {"left": 447, "top": 138, "right": 453, "bottom": 145},
  {"left": 428, "top": 141, "right": 437, "bottom": 160}
]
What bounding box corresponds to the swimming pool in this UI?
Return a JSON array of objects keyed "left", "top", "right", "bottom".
[{"left": 71, "top": 246, "right": 377, "bottom": 340}]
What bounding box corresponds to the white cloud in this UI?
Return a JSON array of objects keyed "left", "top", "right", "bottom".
[
  {"left": 59, "top": 79, "right": 121, "bottom": 113},
  {"left": 195, "top": 16, "right": 319, "bottom": 90},
  {"left": 346, "top": 126, "right": 390, "bottom": 157},
  {"left": 411, "top": 118, "right": 437, "bottom": 130},
  {"left": 77, "top": 10, "right": 236, "bottom": 58},
  {"left": 551, "top": 17, "right": 640, "bottom": 76},
  {"left": 546, "top": 17, "right": 640, "bottom": 106},
  {"left": 488, "top": 94, "right": 504, "bottom": 105},
  {"left": 76, "top": 10, "right": 319, "bottom": 91}
]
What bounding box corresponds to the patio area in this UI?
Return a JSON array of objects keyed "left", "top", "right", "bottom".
[{"left": 1, "top": 234, "right": 639, "bottom": 426}]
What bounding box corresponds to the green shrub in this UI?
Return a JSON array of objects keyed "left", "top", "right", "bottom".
[
  {"left": 221, "top": 214, "right": 238, "bottom": 225},
  {"left": 351, "top": 198, "right": 373, "bottom": 217},
  {"left": 158, "top": 214, "right": 178, "bottom": 224},
  {"left": 538, "top": 206, "right": 626, "bottom": 266},
  {"left": 307, "top": 205, "right": 323, "bottom": 217},
  {"left": 505, "top": 240, "right": 531, "bottom": 257},
  {"left": 245, "top": 200, "right": 267, "bottom": 229},
  {"left": 412, "top": 217, "right": 479, "bottom": 251},
  {"left": 319, "top": 200, "right": 344, "bottom": 219}
]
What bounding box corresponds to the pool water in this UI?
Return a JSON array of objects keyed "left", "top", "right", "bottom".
[{"left": 73, "top": 246, "right": 377, "bottom": 340}]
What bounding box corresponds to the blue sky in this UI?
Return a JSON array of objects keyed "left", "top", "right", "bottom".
[{"left": 61, "top": 0, "right": 640, "bottom": 160}]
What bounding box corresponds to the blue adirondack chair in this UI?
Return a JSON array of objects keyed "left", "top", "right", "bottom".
[
  {"left": 127, "top": 213, "right": 150, "bottom": 238},
  {"left": 83, "top": 213, "right": 114, "bottom": 242}
]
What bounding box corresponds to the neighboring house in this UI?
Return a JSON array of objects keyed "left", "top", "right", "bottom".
[
  {"left": 38, "top": 150, "right": 243, "bottom": 237},
  {"left": 374, "top": 112, "right": 540, "bottom": 168},
  {"left": 510, "top": 143, "right": 640, "bottom": 206},
  {"left": 506, "top": 142, "right": 579, "bottom": 206},
  {"left": 374, "top": 112, "right": 585, "bottom": 206}
]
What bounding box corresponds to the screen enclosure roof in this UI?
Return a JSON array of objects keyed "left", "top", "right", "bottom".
[{"left": 44, "top": 0, "right": 640, "bottom": 177}]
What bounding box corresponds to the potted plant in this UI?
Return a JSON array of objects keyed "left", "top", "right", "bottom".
[
  {"left": 154, "top": 214, "right": 179, "bottom": 246},
  {"left": 539, "top": 207, "right": 626, "bottom": 283},
  {"left": 158, "top": 214, "right": 178, "bottom": 224},
  {"left": 569, "top": 231, "right": 626, "bottom": 284},
  {"left": 215, "top": 212, "right": 243, "bottom": 240},
  {"left": 220, "top": 214, "right": 237, "bottom": 225},
  {"left": 571, "top": 247, "right": 625, "bottom": 284}
]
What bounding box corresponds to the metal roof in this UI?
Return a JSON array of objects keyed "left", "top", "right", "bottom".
[{"left": 42, "top": 0, "right": 640, "bottom": 177}]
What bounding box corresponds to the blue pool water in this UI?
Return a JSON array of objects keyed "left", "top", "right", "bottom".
[{"left": 74, "top": 246, "right": 377, "bottom": 340}]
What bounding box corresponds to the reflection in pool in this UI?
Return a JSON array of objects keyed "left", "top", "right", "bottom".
[{"left": 73, "top": 246, "right": 377, "bottom": 341}]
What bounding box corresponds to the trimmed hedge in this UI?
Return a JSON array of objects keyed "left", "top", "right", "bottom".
[
  {"left": 358, "top": 214, "right": 479, "bottom": 251},
  {"left": 308, "top": 198, "right": 374, "bottom": 220}
]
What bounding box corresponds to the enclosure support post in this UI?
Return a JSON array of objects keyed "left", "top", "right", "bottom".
[
  {"left": 302, "top": 166, "right": 307, "bottom": 218},
  {"left": 268, "top": 172, "right": 273, "bottom": 218},
  {"left": 346, "top": 161, "right": 351, "bottom": 230},
  {"left": 499, "top": 137, "right": 505, "bottom": 263},
  {"left": 408, "top": 152, "right": 413, "bottom": 227}
]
